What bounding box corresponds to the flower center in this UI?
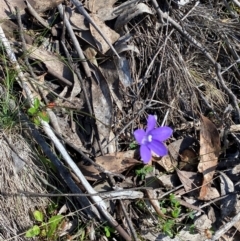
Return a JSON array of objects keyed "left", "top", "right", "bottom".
[{"left": 141, "top": 134, "right": 152, "bottom": 145}]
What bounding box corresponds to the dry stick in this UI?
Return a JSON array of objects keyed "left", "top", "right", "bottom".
[
  {"left": 205, "top": 211, "right": 240, "bottom": 241},
  {"left": 232, "top": 0, "right": 240, "bottom": 7},
  {"left": 46, "top": 65, "right": 72, "bottom": 86},
  {"left": 120, "top": 200, "right": 138, "bottom": 241},
  {"left": 151, "top": 0, "right": 240, "bottom": 121},
  {"left": 0, "top": 26, "right": 33, "bottom": 104},
  {"left": 60, "top": 41, "right": 105, "bottom": 156},
  {"left": 2, "top": 186, "right": 150, "bottom": 198},
  {"left": 70, "top": 0, "right": 120, "bottom": 59}
]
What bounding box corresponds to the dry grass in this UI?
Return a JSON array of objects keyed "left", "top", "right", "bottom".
[{"left": 0, "top": 131, "right": 49, "bottom": 240}]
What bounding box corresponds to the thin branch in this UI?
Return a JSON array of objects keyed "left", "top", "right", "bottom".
[{"left": 205, "top": 211, "right": 240, "bottom": 241}]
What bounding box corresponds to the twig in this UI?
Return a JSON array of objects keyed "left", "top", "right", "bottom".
[
  {"left": 231, "top": 0, "right": 240, "bottom": 7},
  {"left": 1, "top": 187, "right": 150, "bottom": 199},
  {"left": 60, "top": 40, "right": 104, "bottom": 155},
  {"left": 0, "top": 26, "right": 33, "bottom": 104},
  {"left": 205, "top": 211, "right": 240, "bottom": 241},
  {"left": 59, "top": 7, "right": 105, "bottom": 155},
  {"left": 120, "top": 200, "right": 138, "bottom": 241}
]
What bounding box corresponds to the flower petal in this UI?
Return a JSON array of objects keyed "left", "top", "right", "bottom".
[
  {"left": 134, "top": 129, "right": 146, "bottom": 144},
  {"left": 146, "top": 115, "right": 157, "bottom": 133},
  {"left": 150, "top": 127, "right": 173, "bottom": 142},
  {"left": 148, "top": 140, "right": 168, "bottom": 156},
  {"left": 140, "top": 145, "right": 151, "bottom": 164}
]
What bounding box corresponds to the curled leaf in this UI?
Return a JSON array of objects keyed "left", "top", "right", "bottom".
[{"left": 198, "top": 115, "right": 221, "bottom": 200}]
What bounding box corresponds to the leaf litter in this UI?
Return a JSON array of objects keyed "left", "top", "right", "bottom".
[{"left": 1, "top": 0, "right": 240, "bottom": 240}]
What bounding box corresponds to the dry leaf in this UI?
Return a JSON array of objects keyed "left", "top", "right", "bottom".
[
  {"left": 156, "top": 137, "right": 197, "bottom": 172},
  {"left": 85, "top": 0, "right": 117, "bottom": 13},
  {"left": 154, "top": 154, "right": 177, "bottom": 172},
  {"left": 198, "top": 115, "right": 221, "bottom": 200},
  {"left": 114, "top": 56, "right": 134, "bottom": 87},
  {"left": 89, "top": 14, "right": 120, "bottom": 54},
  {"left": 78, "top": 151, "right": 140, "bottom": 181},
  {"left": 95, "top": 150, "right": 141, "bottom": 173},
  {"left": 66, "top": 7, "right": 89, "bottom": 31},
  {"left": 0, "top": 0, "right": 64, "bottom": 20},
  {"left": 179, "top": 149, "right": 198, "bottom": 171},
  {"left": 77, "top": 162, "right": 102, "bottom": 181},
  {"left": 100, "top": 59, "right": 124, "bottom": 112},
  {"left": 90, "top": 64, "right": 112, "bottom": 152},
  {"left": 84, "top": 46, "right": 98, "bottom": 65},
  {"left": 114, "top": 3, "right": 154, "bottom": 30},
  {"left": 168, "top": 137, "right": 197, "bottom": 160},
  {"left": 176, "top": 169, "right": 202, "bottom": 193},
  {"left": 23, "top": 44, "right": 73, "bottom": 81},
  {"left": 219, "top": 171, "right": 234, "bottom": 195}
]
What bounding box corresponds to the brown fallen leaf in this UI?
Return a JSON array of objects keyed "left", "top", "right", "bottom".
[
  {"left": 154, "top": 154, "right": 177, "bottom": 172},
  {"left": 77, "top": 150, "right": 141, "bottom": 181},
  {"left": 90, "top": 64, "right": 113, "bottom": 153},
  {"left": 198, "top": 115, "right": 221, "bottom": 200},
  {"left": 85, "top": 0, "right": 117, "bottom": 13},
  {"left": 179, "top": 149, "right": 198, "bottom": 171},
  {"left": 95, "top": 151, "right": 141, "bottom": 173},
  {"left": 22, "top": 44, "right": 73, "bottom": 81},
  {"left": 77, "top": 162, "right": 102, "bottom": 181},
  {"left": 176, "top": 169, "right": 202, "bottom": 193},
  {"left": 0, "top": 0, "right": 64, "bottom": 20},
  {"left": 89, "top": 14, "right": 120, "bottom": 54}
]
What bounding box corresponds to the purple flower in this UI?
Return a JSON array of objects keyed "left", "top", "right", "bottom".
[{"left": 134, "top": 115, "right": 173, "bottom": 164}]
